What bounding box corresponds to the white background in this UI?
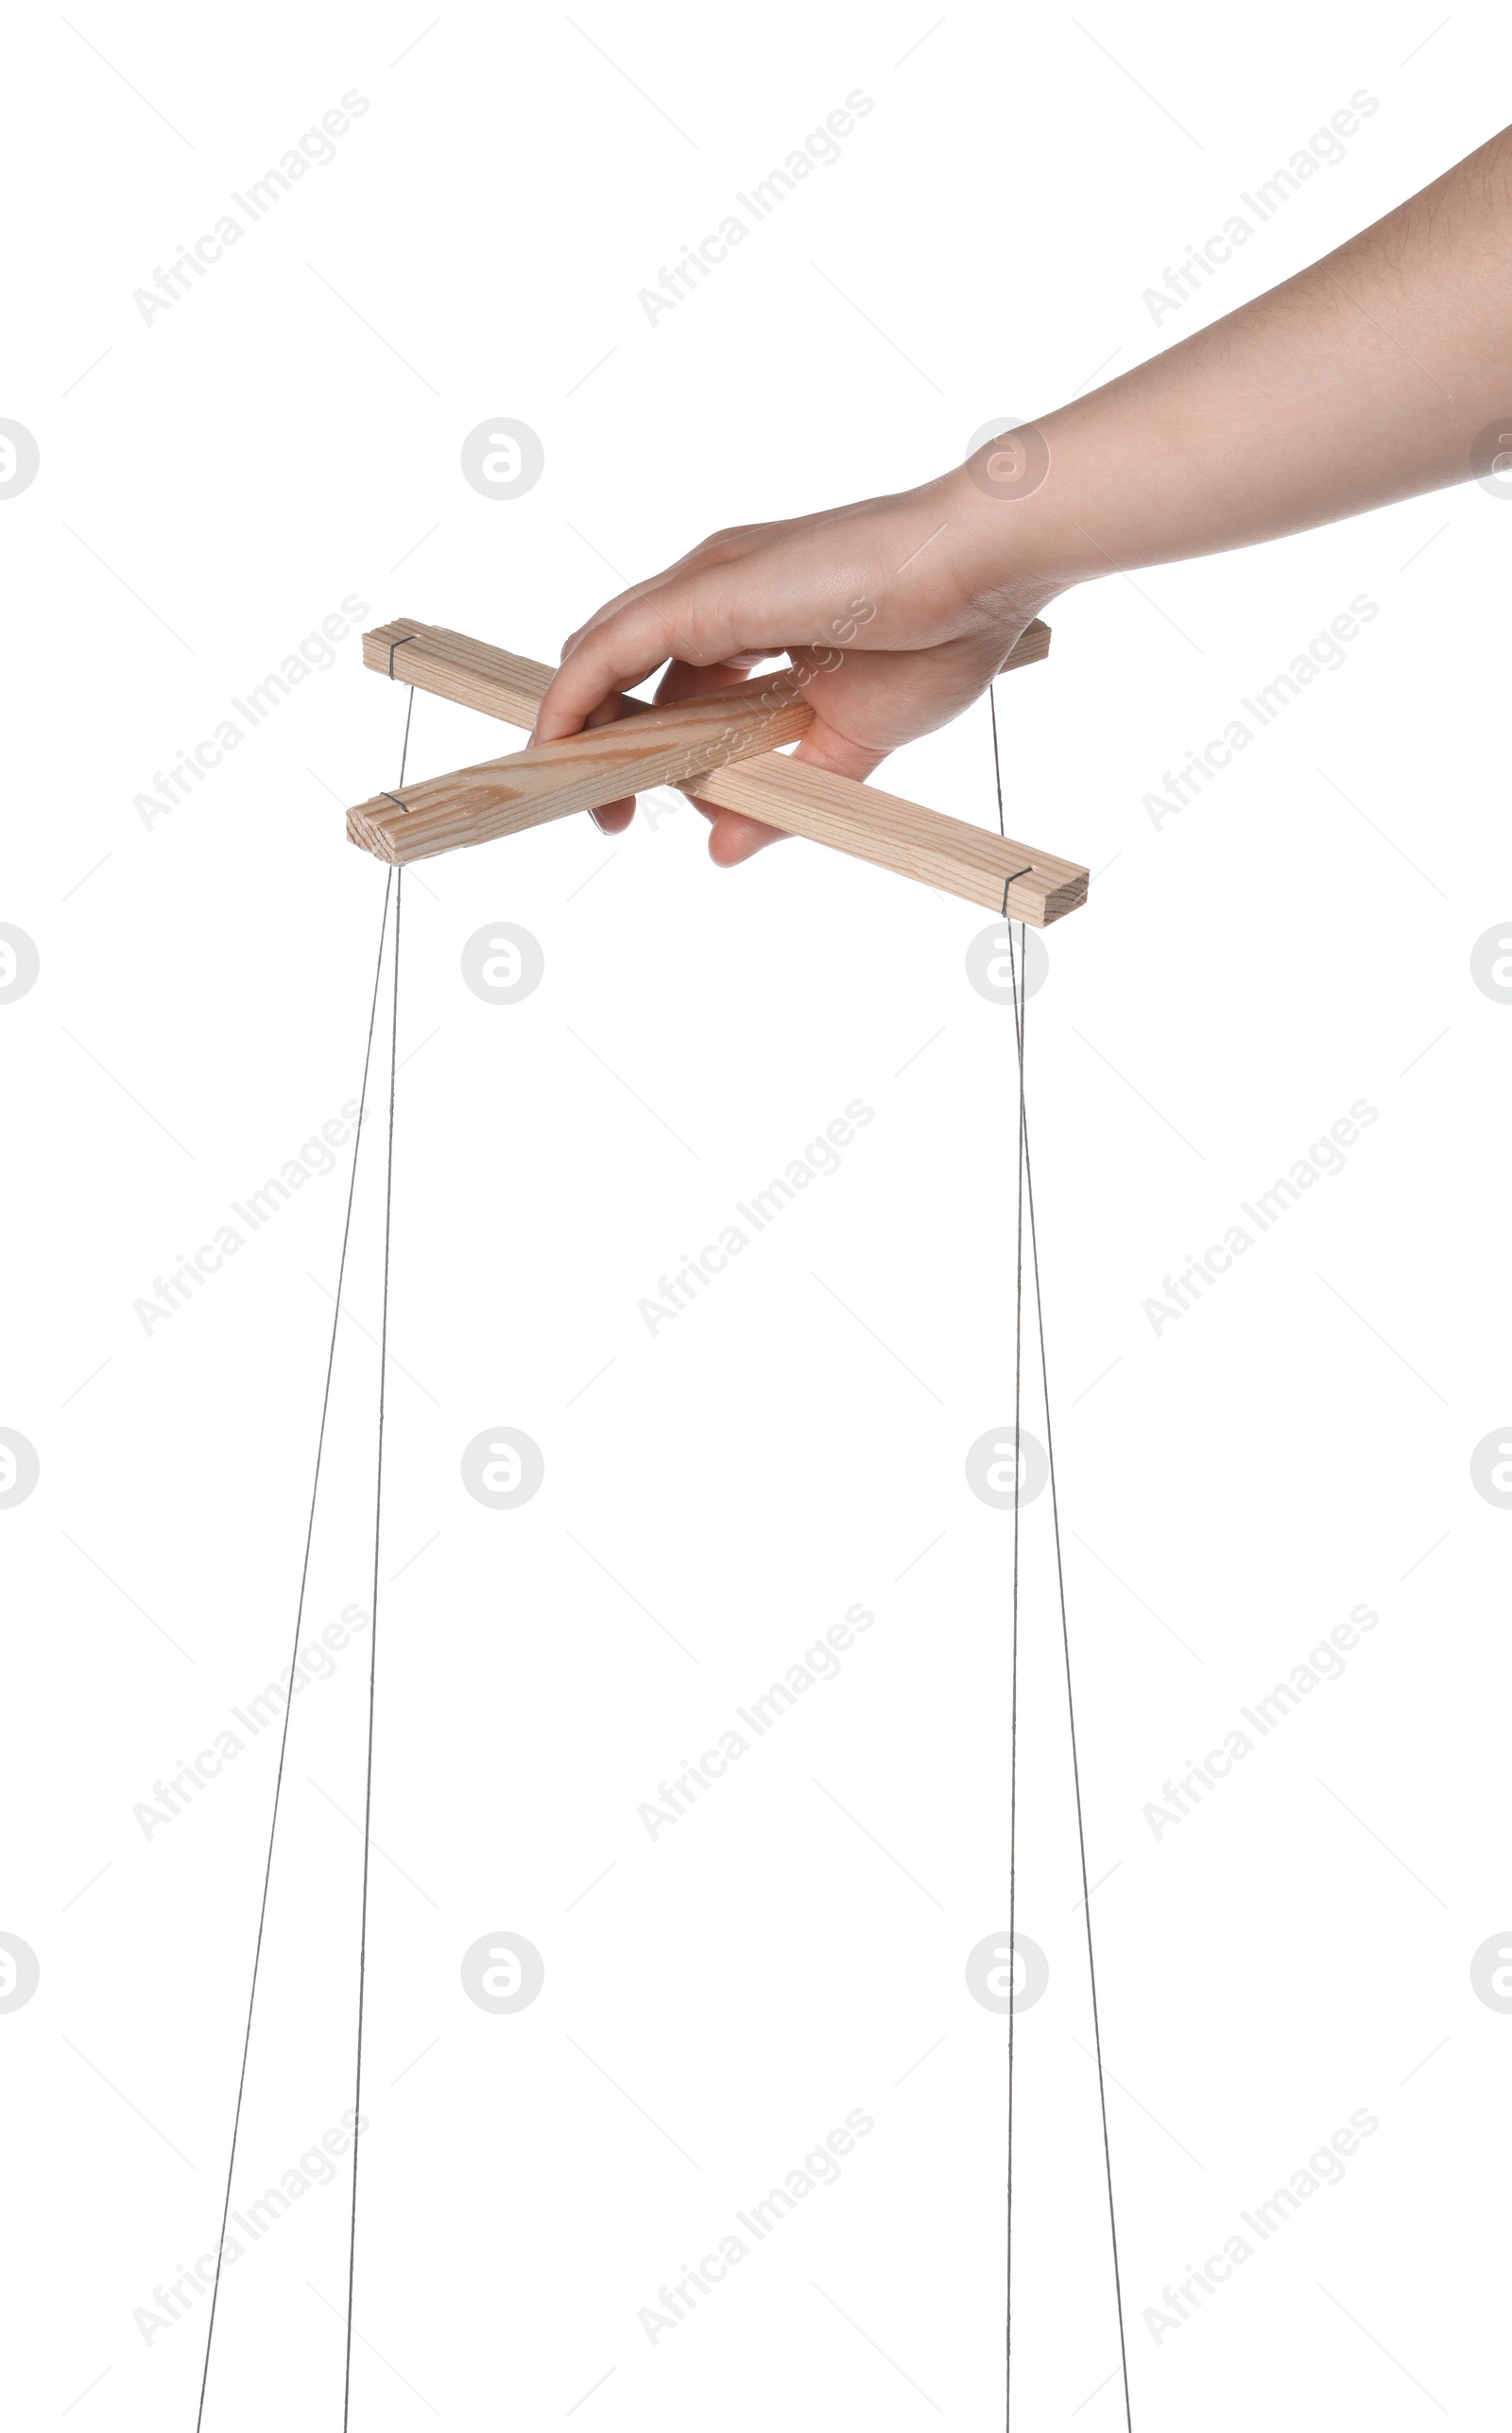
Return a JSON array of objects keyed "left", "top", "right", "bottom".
[{"left": 3, "top": 4, "right": 1508, "bottom": 2426}]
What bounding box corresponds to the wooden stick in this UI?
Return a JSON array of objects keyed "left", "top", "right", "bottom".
[
  {"left": 353, "top": 618, "right": 1086, "bottom": 924},
  {"left": 347, "top": 675, "right": 815, "bottom": 865},
  {"left": 362, "top": 621, "right": 590, "bottom": 729},
  {"left": 359, "top": 615, "right": 1051, "bottom": 726},
  {"left": 679, "top": 755, "right": 1088, "bottom": 923}
]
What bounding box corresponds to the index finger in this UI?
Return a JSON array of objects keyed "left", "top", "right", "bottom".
[
  {"left": 532, "top": 582, "right": 782, "bottom": 744},
  {"left": 531, "top": 593, "right": 682, "bottom": 743}
]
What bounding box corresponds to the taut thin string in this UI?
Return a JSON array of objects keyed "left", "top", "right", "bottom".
[
  {"left": 340, "top": 716, "right": 410, "bottom": 2425},
  {"left": 990, "top": 696, "right": 1134, "bottom": 2433},
  {"left": 1008, "top": 914, "right": 1134, "bottom": 2431},
  {"left": 1005, "top": 832, "right": 1026, "bottom": 2425},
  {"left": 988, "top": 676, "right": 1032, "bottom": 918},
  {"left": 194, "top": 684, "right": 413, "bottom": 2427},
  {"left": 193, "top": 867, "right": 395, "bottom": 2431}
]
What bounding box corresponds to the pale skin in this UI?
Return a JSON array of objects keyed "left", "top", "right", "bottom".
[{"left": 532, "top": 125, "right": 1512, "bottom": 858}]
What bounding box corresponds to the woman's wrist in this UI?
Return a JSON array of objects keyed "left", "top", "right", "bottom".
[{"left": 936, "top": 422, "right": 1100, "bottom": 637}]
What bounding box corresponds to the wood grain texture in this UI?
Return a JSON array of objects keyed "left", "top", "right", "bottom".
[
  {"left": 362, "top": 620, "right": 557, "bottom": 726},
  {"left": 362, "top": 615, "right": 1050, "bottom": 723},
  {"left": 347, "top": 675, "right": 814, "bottom": 864},
  {"left": 354, "top": 617, "right": 1085, "bottom": 923},
  {"left": 681, "top": 754, "right": 1087, "bottom": 923}
]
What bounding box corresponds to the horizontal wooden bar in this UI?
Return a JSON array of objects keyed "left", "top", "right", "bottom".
[
  {"left": 361, "top": 615, "right": 1050, "bottom": 725},
  {"left": 354, "top": 617, "right": 1085, "bottom": 923},
  {"left": 681, "top": 754, "right": 1088, "bottom": 923},
  {"left": 363, "top": 621, "right": 564, "bottom": 728}
]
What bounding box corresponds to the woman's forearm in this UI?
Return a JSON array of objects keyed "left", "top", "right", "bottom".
[{"left": 959, "top": 124, "right": 1512, "bottom": 608}]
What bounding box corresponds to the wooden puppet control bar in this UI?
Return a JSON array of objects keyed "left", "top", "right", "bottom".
[{"left": 347, "top": 618, "right": 1089, "bottom": 926}]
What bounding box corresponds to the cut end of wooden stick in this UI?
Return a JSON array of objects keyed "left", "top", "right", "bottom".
[
  {"left": 347, "top": 798, "right": 403, "bottom": 863},
  {"left": 1019, "top": 861, "right": 1089, "bottom": 924},
  {"left": 1000, "top": 618, "right": 1053, "bottom": 674}
]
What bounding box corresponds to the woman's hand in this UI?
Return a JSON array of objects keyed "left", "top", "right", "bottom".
[{"left": 530, "top": 470, "right": 1058, "bottom": 862}]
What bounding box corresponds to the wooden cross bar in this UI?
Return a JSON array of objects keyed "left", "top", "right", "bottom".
[{"left": 346, "top": 617, "right": 1089, "bottom": 926}]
